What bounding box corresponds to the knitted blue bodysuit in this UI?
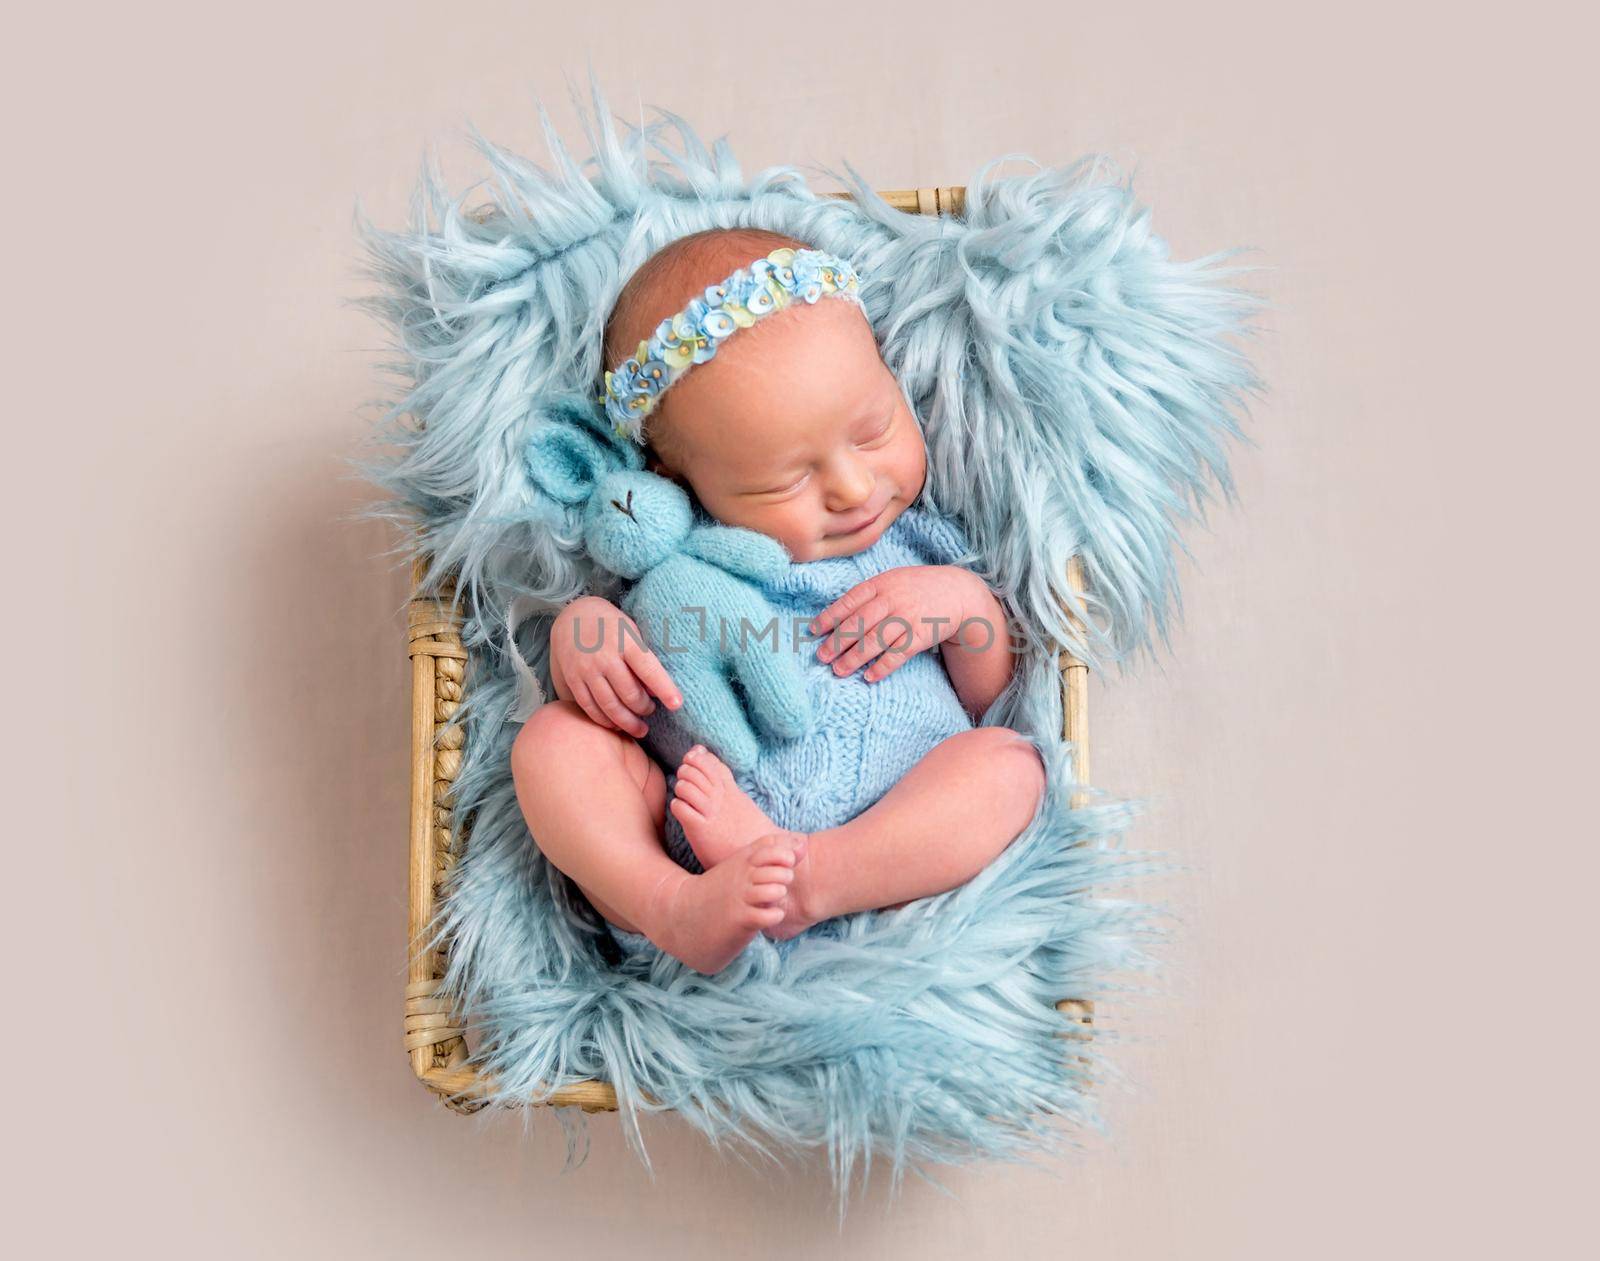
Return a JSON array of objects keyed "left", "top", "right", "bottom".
[{"left": 608, "top": 494, "right": 984, "bottom": 957}]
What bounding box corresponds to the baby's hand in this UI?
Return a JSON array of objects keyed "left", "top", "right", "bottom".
[
  {"left": 550, "top": 595, "right": 682, "bottom": 737},
  {"left": 810, "top": 565, "right": 992, "bottom": 683}
]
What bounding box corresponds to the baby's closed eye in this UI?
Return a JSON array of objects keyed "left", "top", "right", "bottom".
[
  {"left": 745, "top": 471, "right": 810, "bottom": 497},
  {"left": 854, "top": 413, "right": 895, "bottom": 447}
]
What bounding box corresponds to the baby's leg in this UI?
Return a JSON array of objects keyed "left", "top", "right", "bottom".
[
  {"left": 510, "top": 700, "right": 801, "bottom": 974},
  {"left": 775, "top": 725, "right": 1045, "bottom": 937},
  {"left": 670, "top": 727, "right": 1045, "bottom": 939}
]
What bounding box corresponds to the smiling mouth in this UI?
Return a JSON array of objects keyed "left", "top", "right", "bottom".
[{"left": 830, "top": 499, "right": 889, "bottom": 537}]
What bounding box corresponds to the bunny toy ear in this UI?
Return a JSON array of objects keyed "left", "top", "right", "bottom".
[
  {"left": 523, "top": 393, "right": 642, "bottom": 506},
  {"left": 560, "top": 392, "right": 646, "bottom": 472},
  {"left": 525, "top": 421, "right": 612, "bottom": 506}
]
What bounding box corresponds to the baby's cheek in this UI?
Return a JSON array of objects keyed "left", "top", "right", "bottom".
[
  {"left": 770, "top": 503, "right": 822, "bottom": 559},
  {"left": 709, "top": 494, "right": 815, "bottom": 558},
  {"left": 894, "top": 432, "right": 928, "bottom": 497}
]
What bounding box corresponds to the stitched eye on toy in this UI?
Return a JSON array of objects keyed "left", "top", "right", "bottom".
[{"left": 610, "top": 488, "right": 637, "bottom": 520}]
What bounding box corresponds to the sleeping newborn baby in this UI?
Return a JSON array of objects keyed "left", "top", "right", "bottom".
[{"left": 510, "top": 228, "right": 1046, "bottom": 974}]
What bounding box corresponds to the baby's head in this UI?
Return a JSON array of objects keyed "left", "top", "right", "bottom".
[{"left": 601, "top": 228, "right": 926, "bottom": 562}]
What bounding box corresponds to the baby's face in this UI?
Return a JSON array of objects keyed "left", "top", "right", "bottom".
[{"left": 647, "top": 297, "right": 927, "bottom": 562}]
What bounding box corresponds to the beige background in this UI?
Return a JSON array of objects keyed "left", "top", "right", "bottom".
[{"left": 10, "top": 1, "right": 1593, "bottom": 1256}]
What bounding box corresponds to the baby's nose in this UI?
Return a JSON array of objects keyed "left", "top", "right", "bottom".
[{"left": 824, "top": 461, "right": 875, "bottom": 509}]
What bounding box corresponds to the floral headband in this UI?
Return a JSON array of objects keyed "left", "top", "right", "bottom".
[{"left": 598, "top": 245, "right": 865, "bottom": 444}]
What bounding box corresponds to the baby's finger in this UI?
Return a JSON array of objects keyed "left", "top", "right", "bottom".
[
  {"left": 857, "top": 614, "right": 921, "bottom": 675},
  {"left": 810, "top": 580, "right": 877, "bottom": 637},
  {"left": 622, "top": 639, "right": 683, "bottom": 710},
  {"left": 821, "top": 599, "right": 888, "bottom": 651},
  {"left": 601, "top": 658, "right": 655, "bottom": 718},
  {"left": 864, "top": 643, "right": 918, "bottom": 683},
  {"left": 569, "top": 680, "right": 619, "bottom": 733},
  {"left": 750, "top": 883, "right": 790, "bottom": 906},
  {"left": 819, "top": 595, "right": 895, "bottom": 661},
  {"left": 831, "top": 617, "right": 909, "bottom": 676},
  {"left": 588, "top": 676, "right": 648, "bottom": 738}
]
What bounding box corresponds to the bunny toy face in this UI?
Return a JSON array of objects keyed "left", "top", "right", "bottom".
[{"left": 583, "top": 470, "right": 695, "bottom": 579}]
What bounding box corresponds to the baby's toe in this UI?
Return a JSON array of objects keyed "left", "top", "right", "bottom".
[
  {"left": 675, "top": 757, "right": 712, "bottom": 789},
  {"left": 673, "top": 778, "right": 709, "bottom": 809},
  {"left": 751, "top": 833, "right": 803, "bottom": 865},
  {"left": 686, "top": 744, "right": 732, "bottom": 779},
  {"left": 750, "top": 864, "right": 795, "bottom": 886}
]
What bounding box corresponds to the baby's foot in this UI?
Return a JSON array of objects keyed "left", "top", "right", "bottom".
[
  {"left": 757, "top": 830, "right": 829, "bottom": 942},
  {"left": 670, "top": 745, "right": 780, "bottom": 868},
  {"left": 654, "top": 835, "right": 803, "bottom": 975}
]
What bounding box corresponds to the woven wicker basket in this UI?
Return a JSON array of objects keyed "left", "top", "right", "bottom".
[{"left": 403, "top": 186, "right": 1094, "bottom": 1113}]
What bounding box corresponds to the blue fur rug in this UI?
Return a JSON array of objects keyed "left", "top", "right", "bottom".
[{"left": 355, "top": 82, "right": 1256, "bottom": 1199}]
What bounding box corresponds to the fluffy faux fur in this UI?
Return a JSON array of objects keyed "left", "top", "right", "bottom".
[{"left": 354, "top": 79, "right": 1256, "bottom": 1201}]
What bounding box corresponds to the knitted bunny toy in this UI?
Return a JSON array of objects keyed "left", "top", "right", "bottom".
[{"left": 524, "top": 397, "right": 815, "bottom": 772}]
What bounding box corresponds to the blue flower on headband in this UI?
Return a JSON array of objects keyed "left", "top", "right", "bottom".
[
  {"left": 655, "top": 311, "right": 712, "bottom": 366},
  {"left": 751, "top": 254, "right": 800, "bottom": 298},
  {"left": 702, "top": 308, "right": 738, "bottom": 339},
  {"left": 722, "top": 275, "right": 761, "bottom": 328},
  {"left": 745, "top": 279, "right": 778, "bottom": 316},
  {"left": 608, "top": 357, "right": 640, "bottom": 396},
  {"left": 791, "top": 253, "right": 823, "bottom": 302},
  {"left": 634, "top": 355, "right": 669, "bottom": 396}
]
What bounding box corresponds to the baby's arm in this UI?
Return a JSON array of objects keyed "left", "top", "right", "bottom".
[
  {"left": 810, "top": 566, "right": 1018, "bottom": 718},
  {"left": 549, "top": 594, "right": 684, "bottom": 736},
  {"left": 937, "top": 578, "right": 1019, "bottom": 718}
]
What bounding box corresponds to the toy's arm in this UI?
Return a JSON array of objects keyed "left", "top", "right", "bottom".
[
  {"left": 641, "top": 560, "right": 815, "bottom": 770},
  {"left": 724, "top": 602, "right": 813, "bottom": 742},
  {"left": 683, "top": 530, "right": 812, "bottom": 734},
  {"left": 626, "top": 568, "right": 765, "bottom": 773},
  {"left": 682, "top": 526, "right": 791, "bottom": 584},
  {"left": 685, "top": 563, "right": 813, "bottom": 742},
  {"left": 667, "top": 660, "right": 764, "bottom": 773}
]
